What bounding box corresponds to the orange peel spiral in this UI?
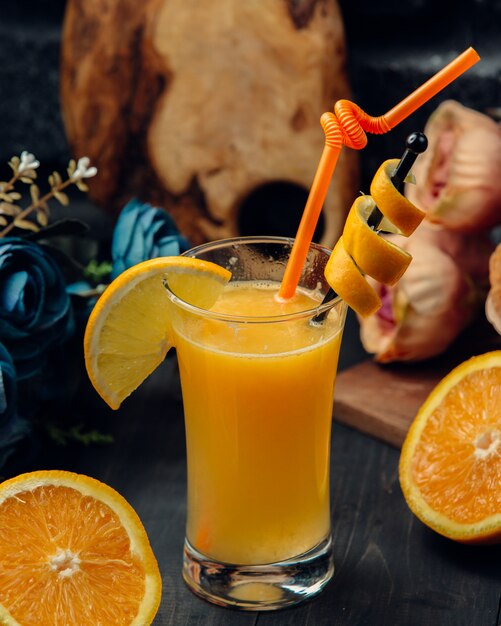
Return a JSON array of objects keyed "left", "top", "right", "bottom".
[{"left": 325, "top": 164, "right": 425, "bottom": 317}]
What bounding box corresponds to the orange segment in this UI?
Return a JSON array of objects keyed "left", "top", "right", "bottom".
[
  {"left": 0, "top": 470, "right": 162, "bottom": 625},
  {"left": 370, "top": 159, "right": 425, "bottom": 236},
  {"left": 84, "top": 256, "right": 231, "bottom": 409},
  {"left": 343, "top": 195, "right": 412, "bottom": 285},
  {"left": 324, "top": 237, "right": 381, "bottom": 317},
  {"left": 399, "top": 351, "right": 501, "bottom": 543}
]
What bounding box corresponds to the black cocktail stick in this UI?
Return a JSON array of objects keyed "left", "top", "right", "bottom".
[{"left": 311, "top": 131, "right": 428, "bottom": 324}]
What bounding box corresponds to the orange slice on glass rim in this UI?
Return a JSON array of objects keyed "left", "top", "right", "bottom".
[
  {"left": 399, "top": 351, "right": 501, "bottom": 544},
  {"left": 84, "top": 256, "right": 231, "bottom": 409},
  {"left": 0, "top": 470, "right": 162, "bottom": 625}
]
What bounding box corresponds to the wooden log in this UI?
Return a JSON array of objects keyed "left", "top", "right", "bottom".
[{"left": 61, "top": 0, "right": 358, "bottom": 245}]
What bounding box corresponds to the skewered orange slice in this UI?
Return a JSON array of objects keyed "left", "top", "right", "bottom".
[
  {"left": 370, "top": 159, "right": 425, "bottom": 236},
  {"left": 342, "top": 195, "right": 412, "bottom": 285},
  {"left": 324, "top": 237, "right": 382, "bottom": 317},
  {"left": 324, "top": 159, "right": 425, "bottom": 317}
]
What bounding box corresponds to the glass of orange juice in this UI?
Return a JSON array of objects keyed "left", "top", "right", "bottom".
[{"left": 165, "top": 236, "right": 347, "bottom": 610}]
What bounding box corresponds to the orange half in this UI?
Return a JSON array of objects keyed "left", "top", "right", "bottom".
[
  {"left": 399, "top": 351, "right": 501, "bottom": 543},
  {"left": 0, "top": 470, "right": 162, "bottom": 625}
]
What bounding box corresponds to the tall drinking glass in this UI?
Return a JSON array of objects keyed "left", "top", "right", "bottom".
[{"left": 164, "top": 236, "right": 347, "bottom": 610}]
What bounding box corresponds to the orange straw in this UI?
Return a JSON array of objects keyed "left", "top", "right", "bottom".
[{"left": 278, "top": 47, "right": 480, "bottom": 300}]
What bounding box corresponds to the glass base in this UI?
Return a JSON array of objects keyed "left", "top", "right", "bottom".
[{"left": 182, "top": 535, "right": 334, "bottom": 610}]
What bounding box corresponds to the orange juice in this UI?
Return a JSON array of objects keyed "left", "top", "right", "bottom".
[{"left": 172, "top": 281, "right": 344, "bottom": 565}]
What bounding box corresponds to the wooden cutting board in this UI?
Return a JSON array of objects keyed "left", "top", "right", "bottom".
[{"left": 333, "top": 322, "right": 500, "bottom": 449}]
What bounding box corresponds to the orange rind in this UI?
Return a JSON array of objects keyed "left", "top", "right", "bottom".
[
  {"left": 324, "top": 159, "right": 425, "bottom": 317},
  {"left": 324, "top": 237, "right": 381, "bottom": 318},
  {"left": 342, "top": 195, "right": 412, "bottom": 285},
  {"left": 399, "top": 351, "right": 501, "bottom": 544},
  {"left": 370, "top": 159, "right": 425, "bottom": 236}
]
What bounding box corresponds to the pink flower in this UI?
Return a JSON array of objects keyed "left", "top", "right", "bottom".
[
  {"left": 486, "top": 243, "right": 501, "bottom": 334},
  {"left": 405, "top": 100, "right": 501, "bottom": 233},
  {"left": 359, "top": 224, "right": 493, "bottom": 362}
]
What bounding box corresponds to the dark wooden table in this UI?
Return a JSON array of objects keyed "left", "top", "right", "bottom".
[{"left": 4, "top": 311, "right": 500, "bottom": 626}]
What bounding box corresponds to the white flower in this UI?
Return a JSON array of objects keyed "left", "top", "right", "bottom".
[
  {"left": 18, "top": 151, "right": 40, "bottom": 174},
  {"left": 71, "top": 157, "right": 97, "bottom": 180}
]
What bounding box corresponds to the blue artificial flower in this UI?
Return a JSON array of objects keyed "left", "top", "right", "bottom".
[
  {"left": 0, "top": 238, "right": 74, "bottom": 380},
  {"left": 66, "top": 280, "right": 99, "bottom": 329},
  {"left": 0, "top": 342, "right": 29, "bottom": 467},
  {"left": 111, "top": 199, "right": 190, "bottom": 279}
]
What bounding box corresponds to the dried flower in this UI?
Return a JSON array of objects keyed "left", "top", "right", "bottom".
[
  {"left": 17, "top": 151, "right": 40, "bottom": 175},
  {"left": 0, "top": 154, "right": 97, "bottom": 237},
  {"left": 405, "top": 100, "right": 501, "bottom": 232},
  {"left": 359, "top": 223, "right": 493, "bottom": 362},
  {"left": 70, "top": 156, "right": 98, "bottom": 181}
]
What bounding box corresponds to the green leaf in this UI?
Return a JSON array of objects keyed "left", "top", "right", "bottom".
[
  {"left": 46, "top": 423, "right": 114, "bottom": 447},
  {"left": 0, "top": 216, "right": 7, "bottom": 226},
  {"left": 25, "top": 217, "right": 89, "bottom": 241},
  {"left": 76, "top": 180, "right": 89, "bottom": 192},
  {"left": 67, "top": 159, "right": 76, "bottom": 177},
  {"left": 0, "top": 193, "right": 13, "bottom": 202},
  {"left": 84, "top": 259, "right": 113, "bottom": 282}
]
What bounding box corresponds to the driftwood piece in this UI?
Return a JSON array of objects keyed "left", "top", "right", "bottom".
[{"left": 61, "top": 0, "right": 358, "bottom": 245}]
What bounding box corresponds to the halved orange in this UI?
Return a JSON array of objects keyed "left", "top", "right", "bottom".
[
  {"left": 399, "top": 351, "right": 501, "bottom": 543},
  {"left": 370, "top": 159, "right": 426, "bottom": 236},
  {"left": 0, "top": 470, "right": 162, "bottom": 625},
  {"left": 84, "top": 256, "right": 231, "bottom": 409}
]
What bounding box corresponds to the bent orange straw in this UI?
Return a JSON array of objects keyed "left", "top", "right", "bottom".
[{"left": 278, "top": 47, "right": 480, "bottom": 300}]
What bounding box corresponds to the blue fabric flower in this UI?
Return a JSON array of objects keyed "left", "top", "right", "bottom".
[
  {"left": 111, "top": 199, "right": 190, "bottom": 279},
  {"left": 0, "top": 238, "right": 74, "bottom": 380},
  {"left": 0, "top": 342, "right": 29, "bottom": 467}
]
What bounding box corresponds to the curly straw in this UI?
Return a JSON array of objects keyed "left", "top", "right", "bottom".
[{"left": 278, "top": 47, "right": 480, "bottom": 300}]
